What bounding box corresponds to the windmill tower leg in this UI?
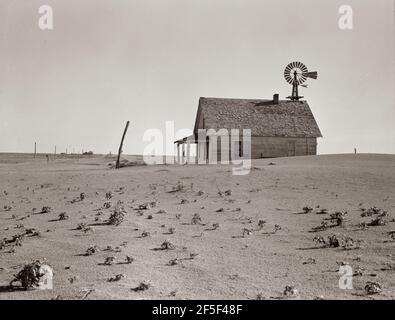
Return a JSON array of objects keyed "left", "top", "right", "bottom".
[
  {"left": 291, "top": 83, "right": 298, "bottom": 100},
  {"left": 291, "top": 71, "right": 300, "bottom": 100}
]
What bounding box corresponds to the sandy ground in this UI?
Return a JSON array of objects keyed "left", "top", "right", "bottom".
[{"left": 0, "top": 153, "right": 394, "bottom": 300}]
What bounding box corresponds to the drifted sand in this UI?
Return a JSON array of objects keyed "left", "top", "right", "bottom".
[{"left": 0, "top": 153, "right": 394, "bottom": 300}]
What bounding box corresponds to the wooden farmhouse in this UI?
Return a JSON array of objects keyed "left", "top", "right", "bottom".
[{"left": 175, "top": 94, "right": 322, "bottom": 164}]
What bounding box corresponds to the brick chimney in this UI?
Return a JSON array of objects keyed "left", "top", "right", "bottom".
[{"left": 273, "top": 93, "right": 279, "bottom": 104}]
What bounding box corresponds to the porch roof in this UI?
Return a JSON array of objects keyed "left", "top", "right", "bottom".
[{"left": 174, "top": 134, "right": 196, "bottom": 145}]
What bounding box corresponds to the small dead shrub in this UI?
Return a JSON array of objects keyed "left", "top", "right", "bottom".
[
  {"left": 10, "top": 260, "right": 51, "bottom": 290},
  {"left": 167, "top": 258, "right": 179, "bottom": 266},
  {"left": 341, "top": 236, "right": 361, "bottom": 250},
  {"left": 167, "top": 181, "right": 185, "bottom": 193},
  {"left": 357, "top": 222, "right": 369, "bottom": 230},
  {"left": 364, "top": 281, "right": 382, "bottom": 295},
  {"left": 103, "top": 256, "right": 116, "bottom": 265},
  {"left": 209, "top": 223, "right": 219, "bottom": 231},
  {"left": 283, "top": 285, "right": 299, "bottom": 297},
  {"left": 108, "top": 274, "right": 125, "bottom": 282},
  {"left": 40, "top": 206, "right": 51, "bottom": 214},
  {"left": 368, "top": 216, "right": 387, "bottom": 226},
  {"left": 303, "top": 257, "right": 316, "bottom": 265},
  {"left": 141, "top": 231, "right": 151, "bottom": 238},
  {"left": 191, "top": 213, "right": 202, "bottom": 225},
  {"left": 108, "top": 207, "right": 126, "bottom": 226},
  {"left": 125, "top": 256, "right": 134, "bottom": 264},
  {"left": 103, "top": 202, "right": 112, "bottom": 209},
  {"left": 187, "top": 253, "right": 198, "bottom": 260},
  {"left": 104, "top": 245, "right": 122, "bottom": 253},
  {"left": 105, "top": 192, "right": 112, "bottom": 200},
  {"left": 302, "top": 206, "right": 313, "bottom": 214},
  {"left": 361, "top": 207, "right": 387, "bottom": 217},
  {"left": 313, "top": 235, "right": 339, "bottom": 248},
  {"left": 25, "top": 228, "right": 40, "bottom": 237},
  {"left": 242, "top": 228, "right": 252, "bottom": 237},
  {"left": 330, "top": 211, "right": 347, "bottom": 226},
  {"left": 160, "top": 240, "right": 175, "bottom": 250},
  {"left": 0, "top": 239, "right": 6, "bottom": 250},
  {"left": 85, "top": 245, "right": 97, "bottom": 256},
  {"left": 316, "top": 208, "right": 328, "bottom": 214},
  {"left": 59, "top": 212, "right": 69, "bottom": 221},
  {"left": 312, "top": 221, "right": 329, "bottom": 232},
  {"left": 132, "top": 281, "right": 150, "bottom": 292},
  {"left": 313, "top": 235, "right": 360, "bottom": 250},
  {"left": 257, "top": 220, "right": 266, "bottom": 230},
  {"left": 138, "top": 201, "right": 157, "bottom": 210},
  {"left": 10, "top": 234, "right": 24, "bottom": 246},
  {"left": 76, "top": 223, "right": 87, "bottom": 230}
]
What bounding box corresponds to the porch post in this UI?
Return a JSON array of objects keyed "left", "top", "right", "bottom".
[
  {"left": 196, "top": 142, "right": 199, "bottom": 164},
  {"left": 177, "top": 143, "right": 180, "bottom": 164},
  {"left": 186, "top": 141, "right": 190, "bottom": 164}
]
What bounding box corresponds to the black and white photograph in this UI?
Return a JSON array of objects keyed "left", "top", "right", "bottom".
[{"left": 0, "top": 0, "right": 394, "bottom": 307}]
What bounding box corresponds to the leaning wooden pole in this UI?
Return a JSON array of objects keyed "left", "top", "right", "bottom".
[{"left": 116, "top": 121, "right": 130, "bottom": 169}]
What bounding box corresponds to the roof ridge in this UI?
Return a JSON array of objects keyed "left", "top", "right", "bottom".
[{"left": 199, "top": 97, "right": 307, "bottom": 103}]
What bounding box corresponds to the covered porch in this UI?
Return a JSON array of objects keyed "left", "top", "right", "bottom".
[
  {"left": 174, "top": 133, "right": 208, "bottom": 164},
  {"left": 174, "top": 131, "right": 245, "bottom": 165}
]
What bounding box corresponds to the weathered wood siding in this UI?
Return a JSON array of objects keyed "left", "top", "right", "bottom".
[
  {"left": 250, "top": 136, "right": 317, "bottom": 158},
  {"left": 199, "top": 136, "right": 317, "bottom": 162}
]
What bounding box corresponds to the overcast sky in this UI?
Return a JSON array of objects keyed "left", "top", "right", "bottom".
[{"left": 0, "top": 0, "right": 394, "bottom": 155}]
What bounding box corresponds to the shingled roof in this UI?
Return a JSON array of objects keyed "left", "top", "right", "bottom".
[{"left": 193, "top": 97, "right": 322, "bottom": 138}]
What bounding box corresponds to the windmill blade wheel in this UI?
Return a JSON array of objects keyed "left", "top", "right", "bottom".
[{"left": 284, "top": 61, "right": 308, "bottom": 85}]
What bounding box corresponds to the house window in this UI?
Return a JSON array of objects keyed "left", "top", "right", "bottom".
[{"left": 239, "top": 139, "right": 243, "bottom": 157}]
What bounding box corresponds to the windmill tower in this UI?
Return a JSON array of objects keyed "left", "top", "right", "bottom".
[{"left": 284, "top": 61, "right": 318, "bottom": 100}]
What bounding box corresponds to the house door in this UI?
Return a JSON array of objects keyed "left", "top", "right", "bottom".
[{"left": 287, "top": 141, "right": 295, "bottom": 157}]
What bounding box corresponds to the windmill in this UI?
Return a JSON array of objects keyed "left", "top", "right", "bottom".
[{"left": 284, "top": 61, "right": 318, "bottom": 101}]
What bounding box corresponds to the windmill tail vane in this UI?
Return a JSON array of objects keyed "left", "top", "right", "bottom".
[
  {"left": 284, "top": 61, "right": 318, "bottom": 101},
  {"left": 303, "top": 71, "right": 318, "bottom": 79}
]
